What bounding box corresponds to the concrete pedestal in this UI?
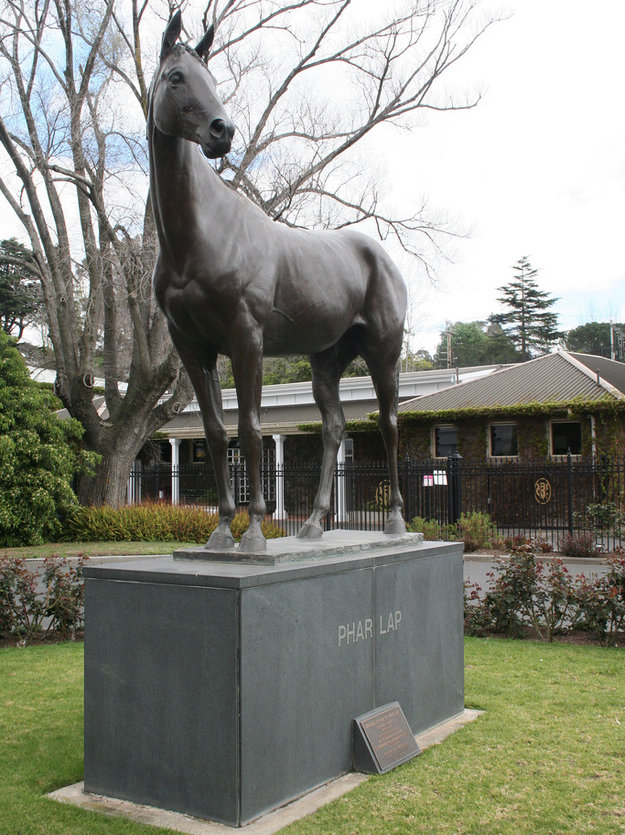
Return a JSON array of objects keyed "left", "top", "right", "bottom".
[{"left": 83, "top": 532, "right": 464, "bottom": 827}]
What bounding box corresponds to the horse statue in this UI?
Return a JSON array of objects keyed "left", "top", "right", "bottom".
[{"left": 149, "top": 12, "right": 408, "bottom": 553}]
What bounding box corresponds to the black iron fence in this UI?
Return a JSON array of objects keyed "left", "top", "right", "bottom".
[{"left": 128, "top": 455, "right": 625, "bottom": 549}]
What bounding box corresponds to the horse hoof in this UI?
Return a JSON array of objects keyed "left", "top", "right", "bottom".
[
  {"left": 205, "top": 528, "right": 235, "bottom": 551},
  {"left": 238, "top": 530, "right": 267, "bottom": 553},
  {"left": 384, "top": 515, "right": 407, "bottom": 535},
  {"left": 296, "top": 523, "right": 323, "bottom": 540}
]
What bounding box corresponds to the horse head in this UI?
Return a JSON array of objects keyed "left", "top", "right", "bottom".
[{"left": 150, "top": 11, "right": 235, "bottom": 159}]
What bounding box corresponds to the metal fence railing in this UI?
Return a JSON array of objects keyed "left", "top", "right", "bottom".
[{"left": 128, "top": 455, "right": 625, "bottom": 549}]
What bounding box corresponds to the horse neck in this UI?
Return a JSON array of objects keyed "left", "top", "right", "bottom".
[{"left": 149, "top": 125, "right": 230, "bottom": 264}]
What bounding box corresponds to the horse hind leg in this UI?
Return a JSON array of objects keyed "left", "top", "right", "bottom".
[
  {"left": 298, "top": 341, "right": 357, "bottom": 539},
  {"left": 362, "top": 348, "right": 406, "bottom": 535},
  {"left": 231, "top": 332, "right": 267, "bottom": 553}
]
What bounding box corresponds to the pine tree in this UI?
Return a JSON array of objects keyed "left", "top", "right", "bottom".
[
  {"left": 0, "top": 239, "right": 43, "bottom": 341},
  {"left": 492, "top": 257, "right": 561, "bottom": 360}
]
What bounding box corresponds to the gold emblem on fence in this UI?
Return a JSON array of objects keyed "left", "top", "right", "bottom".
[{"left": 534, "top": 478, "right": 552, "bottom": 504}]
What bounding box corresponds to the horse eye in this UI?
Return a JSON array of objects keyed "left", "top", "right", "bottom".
[{"left": 169, "top": 72, "right": 184, "bottom": 86}]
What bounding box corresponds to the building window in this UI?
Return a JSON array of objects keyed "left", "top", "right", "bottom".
[
  {"left": 551, "top": 421, "right": 582, "bottom": 456},
  {"left": 490, "top": 423, "right": 518, "bottom": 457},
  {"left": 434, "top": 425, "right": 458, "bottom": 457}
]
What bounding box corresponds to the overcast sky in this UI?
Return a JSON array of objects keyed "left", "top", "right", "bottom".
[
  {"left": 389, "top": 0, "right": 625, "bottom": 354},
  {"left": 3, "top": 0, "right": 623, "bottom": 359}
]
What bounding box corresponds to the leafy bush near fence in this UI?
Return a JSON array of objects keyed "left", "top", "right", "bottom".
[
  {"left": 559, "top": 531, "right": 599, "bottom": 559},
  {"left": 409, "top": 511, "right": 498, "bottom": 552},
  {"left": 457, "top": 511, "right": 499, "bottom": 552},
  {"left": 408, "top": 516, "right": 456, "bottom": 541},
  {"left": 62, "top": 502, "right": 285, "bottom": 543},
  {"left": 465, "top": 549, "right": 625, "bottom": 645},
  {"left": 0, "top": 556, "right": 86, "bottom": 644}
]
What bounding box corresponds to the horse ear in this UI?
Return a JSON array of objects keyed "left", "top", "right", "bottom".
[
  {"left": 161, "top": 10, "right": 182, "bottom": 61},
  {"left": 194, "top": 24, "right": 214, "bottom": 62}
]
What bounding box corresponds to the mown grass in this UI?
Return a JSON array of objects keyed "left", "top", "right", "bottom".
[
  {"left": 1, "top": 639, "right": 623, "bottom": 834},
  {"left": 0, "top": 541, "right": 197, "bottom": 560}
]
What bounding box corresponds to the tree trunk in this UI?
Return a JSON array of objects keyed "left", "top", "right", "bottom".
[
  {"left": 76, "top": 450, "right": 136, "bottom": 507},
  {"left": 76, "top": 417, "right": 153, "bottom": 506}
]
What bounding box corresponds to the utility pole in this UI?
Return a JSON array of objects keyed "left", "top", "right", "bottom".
[
  {"left": 445, "top": 321, "right": 453, "bottom": 369},
  {"left": 610, "top": 322, "right": 625, "bottom": 361}
]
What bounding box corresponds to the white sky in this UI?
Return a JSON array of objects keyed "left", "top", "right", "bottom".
[
  {"left": 387, "top": 0, "right": 625, "bottom": 354},
  {"left": 3, "top": 0, "right": 623, "bottom": 359}
]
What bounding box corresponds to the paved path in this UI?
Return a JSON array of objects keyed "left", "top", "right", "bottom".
[{"left": 464, "top": 554, "right": 609, "bottom": 589}]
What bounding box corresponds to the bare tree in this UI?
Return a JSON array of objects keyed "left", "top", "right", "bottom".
[{"left": 0, "top": 0, "right": 498, "bottom": 505}]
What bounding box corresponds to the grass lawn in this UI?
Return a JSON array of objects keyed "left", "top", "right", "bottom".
[
  {"left": 1, "top": 639, "right": 623, "bottom": 834},
  {"left": 0, "top": 541, "right": 198, "bottom": 560}
]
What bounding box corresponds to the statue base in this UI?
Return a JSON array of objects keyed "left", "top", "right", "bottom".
[
  {"left": 173, "top": 529, "right": 423, "bottom": 564},
  {"left": 83, "top": 532, "right": 464, "bottom": 827}
]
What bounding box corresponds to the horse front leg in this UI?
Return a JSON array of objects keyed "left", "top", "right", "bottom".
[
  {"left": 202, "top": 364, "right": 238, "bottom": 550},
  {"left": 168, "top": 329, "right": 236, "bottom": 550},
  {"left": 231, "top": 332, "right": 266, "bottom": 553}
]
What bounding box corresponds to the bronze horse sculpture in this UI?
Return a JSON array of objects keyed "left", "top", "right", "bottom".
[{"left": 149, "top": 12, "right": 408, "bottom": 553}]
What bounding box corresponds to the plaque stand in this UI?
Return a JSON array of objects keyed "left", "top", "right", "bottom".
[{"left": 83, "top": 532, "right": 464, "bottom": 827}]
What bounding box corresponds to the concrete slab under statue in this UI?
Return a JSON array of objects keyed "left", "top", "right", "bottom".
[
  {"left": 82, "top": 532, "right": 465, "bottom": 827},
  {"left": 173, "top": 529, "right": 424, "bottom": 564}
]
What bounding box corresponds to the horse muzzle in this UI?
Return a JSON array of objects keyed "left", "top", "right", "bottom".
[{"left": 201, "top": 117, "right": 235, "bottom": 158}]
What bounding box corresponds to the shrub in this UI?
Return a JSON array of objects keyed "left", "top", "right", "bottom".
[
  {"left": 559, "top": 531, "right": 599, "bottom": 559},
  {"left": 573, "top": 557, "right": 625, "bottom": 645},
  {"left": 457, "top": 511, "right": 496, "bottom": 552},
  {"left": 0, "top": 557, "right": 43, "bottom": 642},
  {"left": 43, "top": 555, "right": 87, "bottom": 638},
  {"left": 503, "top": 533, "right": 530, "bottom": 550},
  {"left": 408, "top": 516, "right": 457, "bottom": 541},
  {"left": 463, "top": 580, "right": 492, "bottom": 636},
  {"left": 582, "top": 501, "right": 625, "bottom": 535},
  {"left": 466, "top": 549, "right": 578, "bottom": 641},
  {"left": 0, "top": 555, "right": 88, "bottom": 644},
  {"left": 62, "top": 503, "right": 285, "bottom": 543},
  {"left": 0, "top": 332, "right": 99, "bottom": 546}
]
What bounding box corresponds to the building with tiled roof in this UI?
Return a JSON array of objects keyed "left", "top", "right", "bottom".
[{"left": 396, "top": 351, "right": 625, "bottom": 461}]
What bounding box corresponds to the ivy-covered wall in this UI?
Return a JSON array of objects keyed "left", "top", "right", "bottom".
[
  {"left": 286, "top": 428, "right": 387, "bottom": 464},
  {"left": 397, "top": 406, "right": 625, "bottom": 462},
  {"left": 593, "top": 412, "right": 625, "bottom": 458}
]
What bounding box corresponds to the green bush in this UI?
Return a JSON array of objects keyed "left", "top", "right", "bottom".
[
  {"left": 62, "top": 502, "right": 285, "bottom": 543},
  {"left": 580, "top": 501, "right": 625, "bottom": 535},
  {"left": 457, "top": 511, "right": 497, "bottom": 552},
  {"left": 0, "top": 332, "right": 98, "bottom": 546},
  {"left": 408, "top": 516, "right": 457, "bottom": 541},
  {"left": 410, "top": 511, "right": 497, "bottom": 552}
]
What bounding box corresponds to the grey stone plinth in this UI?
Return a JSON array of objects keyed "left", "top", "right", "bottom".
[{"left": 83, "top": 533, "right": 464, "bottom": 827}]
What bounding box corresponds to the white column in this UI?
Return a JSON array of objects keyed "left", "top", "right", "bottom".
[
  {"left": 127, "top": 459, "right": 141, "bottom": 505},
  {"left": 272, "top": 434, "right": 287, "bottom": 520},
  {"left": 170, "top": 438, "right": 181, "bottom": 505},
  {"left": 334, "top": 438, "right": 347, "bottom": 524}
]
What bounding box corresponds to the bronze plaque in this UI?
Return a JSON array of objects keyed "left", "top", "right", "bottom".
[{"left": 354, "top": 702, "right": 420, "bottom": 774}]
